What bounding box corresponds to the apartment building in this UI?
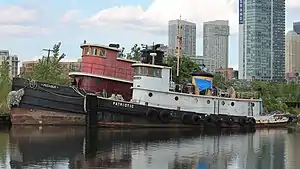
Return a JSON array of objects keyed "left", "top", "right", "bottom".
[
  {"left": 168, "top": 19, "right": 196, "bottom": 57},
  {"left": 203, "top": 20, "right": 229, "bottom": 73},
  {"left": 0, "top": 50, "right": 19, "bottom": 78},
  {"left": 239, "top": 0, "right": 285, "bottom": 81}
]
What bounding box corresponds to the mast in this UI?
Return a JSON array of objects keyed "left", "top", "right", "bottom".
[{"left": 176, "top": 15, "right": 182, "bottom": 78}]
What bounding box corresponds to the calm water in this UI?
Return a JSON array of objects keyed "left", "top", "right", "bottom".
[{"left": 0, "top": 127, "right": 299, "bottom": 169}]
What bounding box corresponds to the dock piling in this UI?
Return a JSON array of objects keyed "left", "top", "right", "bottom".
[
  {"left": 85, "top": 93, "right": 98, "bottom": 158},
  {"left": 85, "top": 93, "right": 98, "bottom": 127}
]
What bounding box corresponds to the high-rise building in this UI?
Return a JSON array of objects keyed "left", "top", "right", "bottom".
[
  {"left": 203, "top": 20, "right": 229, "bottom": 73},
  {"left": 293, "top": 22, "right": 300, "bottom": 35},
  {"left": 0, "top": 50, "right": 19, "bottom": 78},
  {"left": 168, "top": 19, "right": 196, "bottom": 57},
  {"left": 238, "top": 0, "right": 285, "bottom": 81},
  {"left": 285, "top": 31, "right": 300, "bottom": 74}
]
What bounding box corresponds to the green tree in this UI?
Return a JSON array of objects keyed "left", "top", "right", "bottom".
[
  {"left": 212, "top": 73, "right": 228, "bottom": 89},
  {"left": 0, "top": 56, "right": 11, "bottom": 113},
  {"left": 127, "top": 44, "right": 141, "bottom": 61},
  {"left": 26, "top": 42, "right": 69, "bottom": 85},
  {"left": 165, "top": 56, "right": 201, "bottom": 83},
  {"left": 250, "top": 81, "right": 294, "bottom": 113}
]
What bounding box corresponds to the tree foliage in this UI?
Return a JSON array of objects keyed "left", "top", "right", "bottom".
[
  {"left": 164, "top": 56, "right": 201, "bottom": 83},
  {"left": 126, "top": 44, "right": 141, "bottom": 61},
  {"left": 249, "top": 81, "right": 300, "bottom": 113},
  {"left": 25, "top": 42, "right": 69, "bottom": 85},
  {"left": 212, "top": 73, "right": 230, "bottom": 89},
  {"left": 0, "top": 56, "right": 11, "bottom": 113}
]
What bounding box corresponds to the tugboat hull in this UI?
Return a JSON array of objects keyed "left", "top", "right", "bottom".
[
  {"left": 9, "top": 78, "right": 86, "bottom": 125},
  {"left": 11, "top": 107, "right": 85, "bottom": 125},
  {"left": 90, "top": 96, "right": 256, "bottom": 130}
]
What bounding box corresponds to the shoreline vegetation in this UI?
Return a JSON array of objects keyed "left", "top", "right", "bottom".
[
  {"left": 0, "top": 42, "right": 70, "bottom": 114},
  {"left": 0, "top": 54, "right": 11, "bottom": 114},
  {"left": 1, "top": 43, "right": 300, "bottom": 115}
]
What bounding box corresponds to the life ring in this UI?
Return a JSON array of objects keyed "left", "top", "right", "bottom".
[
  {"left": 159, "top": 110, "right": 172, "bottom": 124},
  {"left": 181, "top": 113, "right": 192, "bottom": 125},
  {"left": 146, "top": 109, "right": 158, "bottom": 119},
  {"left": 192, "top": 115, "right": 202, "bottom": 125}
]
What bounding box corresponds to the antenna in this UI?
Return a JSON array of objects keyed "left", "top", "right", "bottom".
[
  {"left": 150, "top": 42, "right": 157, "bottom": 64},
  {"left": 42, "top": 48, "right": 54, "bottom": 63},
  {"left": 176, "top": 15, "right": 182, "bottom": 78}
]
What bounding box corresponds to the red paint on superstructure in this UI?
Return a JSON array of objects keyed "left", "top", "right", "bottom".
[
  {"left": 75, "top": 76, "right": 132, "bottom": 100},
  {"left": 81, "top": 44, "right": 134, "bottom": 81},
  {"left": 70, "top": 43, "right": 136, "bottom": 100}
]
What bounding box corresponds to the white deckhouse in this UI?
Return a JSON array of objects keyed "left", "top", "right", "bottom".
[{"left": 130, "top": 63, "right": 263, "bottom": 118}]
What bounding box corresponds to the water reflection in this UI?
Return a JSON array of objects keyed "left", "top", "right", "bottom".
[{"left": 0, "top": 127, "right": 298, "bottom": 169}]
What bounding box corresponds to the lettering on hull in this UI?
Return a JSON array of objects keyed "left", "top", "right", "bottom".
[
  {"left": 40, "top": 83, "right": 59, "bottom": 89},
  {"left": 112, "top": 101, "right": 135, "bottom": 109}
]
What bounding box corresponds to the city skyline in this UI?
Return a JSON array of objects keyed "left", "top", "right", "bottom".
[{"left": 0, "top": 0, "right": 300, "bottom": 70}]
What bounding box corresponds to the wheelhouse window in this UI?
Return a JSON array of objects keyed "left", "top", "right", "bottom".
[
  {"left": 99, "top": 49, "right": 106, "bottom": 57},
  {"left": 133, "top": 66, "right": 162, "bottom": 78},
  {"left": 84, "top": 47, "right": 91, "bottom": 55},
  {"left": 93, "top": 48, "right": 98, "bottom": 56}
]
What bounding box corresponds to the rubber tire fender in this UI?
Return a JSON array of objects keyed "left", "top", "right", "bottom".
[
  {"left": 192, "top": 114, "right": 202, "bottom": 125},
  {"left": 205, "top": 114, "right": 217, "bottom": 124},
  {"left": 146, "top": 109, "right": 158, "bottom": 119},
  {"left": 181, "top": 113, "right": 192, "bottom": 125},
  {"left": 159, "top": 110, "right": 172, "bottom": 124}
]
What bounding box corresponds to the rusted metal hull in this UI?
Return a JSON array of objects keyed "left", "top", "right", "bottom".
[{"left": 10, "top": 107, "right": 85, "bottom": 125}]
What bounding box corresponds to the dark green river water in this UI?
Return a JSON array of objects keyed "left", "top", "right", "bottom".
[{"left": 0, "top": 126, "right": 298, "bottom": 169}]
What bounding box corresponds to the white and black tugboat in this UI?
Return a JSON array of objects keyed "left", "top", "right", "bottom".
[
  {"left": 88, "top": 17, "right": 296, "bottom": 129},
  {"left": 89, "top": 60, "right": 258, "bottom": 129},
  {"left": 89, "top": 52, "right": 296, "bottom": 129}
]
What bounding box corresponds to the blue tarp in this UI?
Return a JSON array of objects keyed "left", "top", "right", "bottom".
[
  {"left": 195, "top": 162, "right": 210, "bottom": 169},
  {"left": 194, "top": 78, "right": 212, "bottom": 91}
]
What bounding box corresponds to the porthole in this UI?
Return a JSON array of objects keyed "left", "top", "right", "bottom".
[
  {"left": 207, "top": 100, "right": 210, "bottom": 104},
  {"left": 175, "top": 96, "right": 179, "bottom": 101},
  {"left": 221, "top": 101, "right": 225, "bottom": 105},
  {"left": 231, "top": 102, "right": 234, "bottom": 106},
  {"left": 251, "top": 103, "right": 255, "bottom": 107},
  {"left": 148, "top": 92, "right": 153, "bottom": 97}
]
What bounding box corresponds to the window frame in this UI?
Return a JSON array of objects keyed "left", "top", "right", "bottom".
[{"left": 133, "top": 66, "right": 162, "bottom": 78}]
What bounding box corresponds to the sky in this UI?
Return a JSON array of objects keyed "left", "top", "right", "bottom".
[{"left": 1, "top": 0, "right": 300, "bottom": 70}]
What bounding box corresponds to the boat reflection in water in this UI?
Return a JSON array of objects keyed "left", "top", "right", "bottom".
[{"left": 6, "top": 127, "right": 296, "bottom": 169}]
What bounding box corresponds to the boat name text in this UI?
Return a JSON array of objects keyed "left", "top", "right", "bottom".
[
  {"left": 40, "top": 83, "right": 59, "bottom": 89},
  {"left": 112, "top": 101, "right": 134, "bottom": 109}
]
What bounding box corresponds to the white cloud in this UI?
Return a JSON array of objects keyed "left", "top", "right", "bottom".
[
  {"left": 81, "top": 0, "right": 300, "bottom": 36},
  {"left": 81, "top": 0, "right": 238, "bottom": 35},
  {"left": 61, "top": 10, "right": 80, "bottom": 22},
  {"left": 0, "top": 6, "right": 37, "bottom": 24},
  {"left": 0, "top": 5, "right": 48, "bottom": 36}
]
